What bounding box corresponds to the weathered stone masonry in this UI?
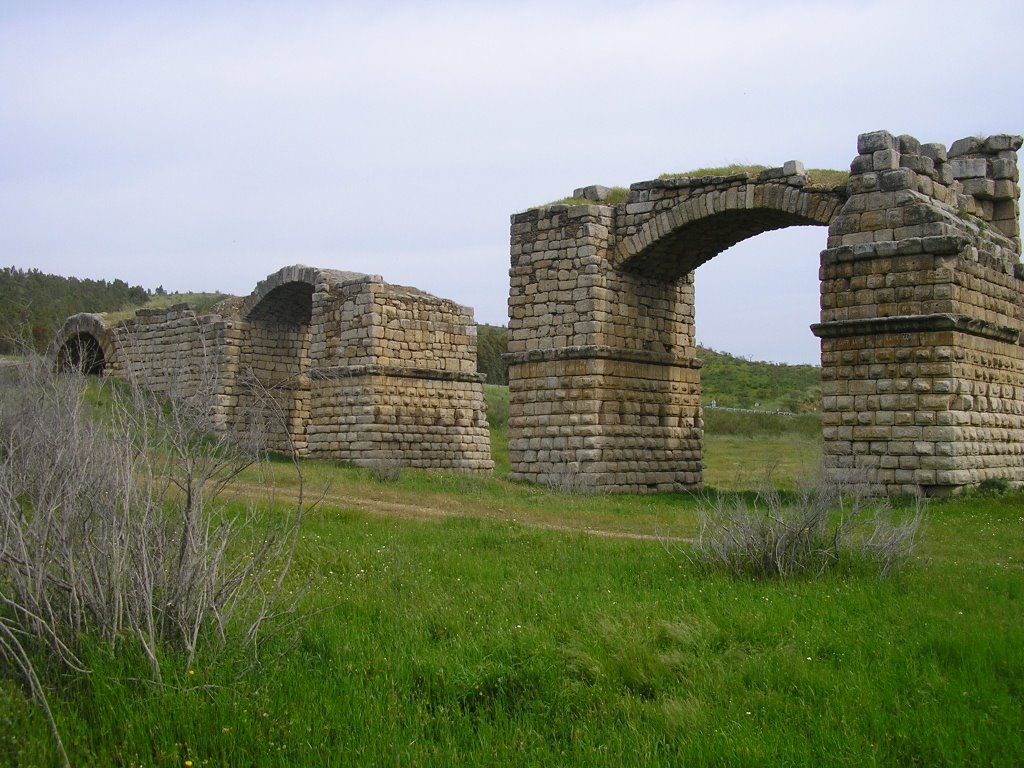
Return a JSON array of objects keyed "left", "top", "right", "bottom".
[
  {"left": 46, "top": 130, "right": 1024, "bottom": 493},
  {"left": 51, "top": 266, "right": 493, "bottom": 471},
  {"left": 814, "top": 133, "right": 1024, "bottom": 494},
  {"left": 508, "top": 131, "right": 1024, "bottom": 495}
]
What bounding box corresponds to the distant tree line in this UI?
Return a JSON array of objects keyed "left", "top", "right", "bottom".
[
  {"left": 0, "top": 268, "right": 820, "bottom": 411},
  {"left": 0, "top": 267, "right": 149, "bottom": 353}
]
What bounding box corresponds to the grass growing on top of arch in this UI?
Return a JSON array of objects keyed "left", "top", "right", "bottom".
[
  {"left": 536, "top": 187, "right": 631, "bottom": 208},
  {"left": 658, "top": 165, "right": 849, "bottom": 188},
  {"left": 531, "top": 165, "right": 849, "bottom": 210},
  {"left": 804, "top": 168, "right": 850, "bottom": 187},
  {"left": 100, "top": 291, "right": 233, "bottom": 322},
  {"left": 659, "top": 163, "right": 770, "bottom": 179}
]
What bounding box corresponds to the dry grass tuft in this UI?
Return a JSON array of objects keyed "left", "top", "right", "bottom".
[{"left": 688, "top": 480, "right": 922, "bottom": 580}]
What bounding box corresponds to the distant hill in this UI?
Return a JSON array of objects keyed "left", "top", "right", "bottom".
[
  {"left": 475, "top": 325, "right": 820, "bottom": 412},
  {"left": 697, "top": 346, "right": 820, "bottom": 412}
]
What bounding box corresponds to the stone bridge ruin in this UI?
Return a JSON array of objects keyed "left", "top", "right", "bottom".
[
  {"left": 48, "top": 129, "right": 1024, "bottom": 495},
  {"left": 51, "top": 266, "right": 493, "bottom": 471},
  {"left": 507, "top": 131, "right": 1024, "bottom": 495}
]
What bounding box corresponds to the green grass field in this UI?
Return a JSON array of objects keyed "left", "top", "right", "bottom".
[{"left": 2, "top": 386, "right": 1022, "bottom": 766}]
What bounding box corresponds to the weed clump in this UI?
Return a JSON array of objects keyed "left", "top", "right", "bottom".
[
  {"left": 977, "top": 476, "right": 1011, "bottom": 495},
  {"left": 367, "top": 459, "right": 403, "bottom": 483},
  {"left": 690, "top": 483, "right": 922, "bottom": 580}
]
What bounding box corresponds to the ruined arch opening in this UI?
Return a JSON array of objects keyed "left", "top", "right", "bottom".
[
  {"left": 238, "top": 279, "right": 315, "bottom": 455},
  {"left": 694, "top": 225, "right": 827, "bottom": 487},
  {"left": 57, "top": 332, "right": 106, "bottom": 376},
  {"left": 246, "top": 281, "right": 314, "bottom": 324},
  {"left": 696, "top": 226, "right": 824, "bottom": 367}
]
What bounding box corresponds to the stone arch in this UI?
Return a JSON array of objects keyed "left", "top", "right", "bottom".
[
  {"left": 234, "top": 266, "right": 323, "bottom": 455},
  {"left": 59, "top": 333, "right": 105, "bottom": 375},
  {"left": 613, "top": 176, "right": 846, "bottom": 279},
  {"left": 507, "top": 134, "right": 1024, "bottom": 495},
  {"left": 49, "top": 313, "right": 117, "bottom": 376},
  {"left": 240, "top": 264, "right": 321, "bottom": 322}
]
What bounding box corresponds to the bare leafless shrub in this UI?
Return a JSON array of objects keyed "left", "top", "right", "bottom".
[
  {"left": 0, "top": 352, "right": 305, "bottom": 764},
  {"left": 856, "top": 507, "right": 925, "bottom": 579},
  {"left": 544, "top": 462, "right": 596, "bottom": 496},
  {"left": 689, "top": 481, "right": 923, "bottom": 580}
]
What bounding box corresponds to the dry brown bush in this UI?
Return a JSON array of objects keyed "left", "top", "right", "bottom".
[{"left": 0, "top": 354, "right": 305, "bottom": 765}]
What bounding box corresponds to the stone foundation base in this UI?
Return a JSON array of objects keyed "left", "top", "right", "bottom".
[{"left": 508, "top": 349, "right": 702, "bottom": 492}]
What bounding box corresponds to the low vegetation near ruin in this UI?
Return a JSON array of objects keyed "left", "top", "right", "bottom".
[{"left": 1, "top": 371, "right": 1020, "bottom": 767}]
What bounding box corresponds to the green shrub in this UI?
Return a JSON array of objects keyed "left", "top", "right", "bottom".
[
  {"left": 367, "top": 459, "right": 402, "bottom": 483},
  {"left": 978, "top": 476, "right": 1011, "bottom": 495}
]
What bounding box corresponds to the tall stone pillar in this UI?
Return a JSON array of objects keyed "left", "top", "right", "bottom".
[
  {"left": 507, "top": 204, "right": 703, "bottom": 492},
  {"left": 813, "top": 131, "right": 1024, "bottom": 495}
]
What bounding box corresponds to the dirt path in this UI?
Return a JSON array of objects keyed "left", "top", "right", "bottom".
[{"left": 230, "top": 479, "right": 689, "bottom": 543}]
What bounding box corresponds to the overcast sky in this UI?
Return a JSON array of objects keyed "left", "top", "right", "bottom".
[{"left": 2, "top": 0, "right": 1021, "bottom": 364}]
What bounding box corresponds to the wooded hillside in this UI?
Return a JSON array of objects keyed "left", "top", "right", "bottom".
[
  {"left": 0, "top": 267, "right": 149, "bottom": 352},
  {"left": 697, "top": 346, "right": 820, "bottom": 412}
]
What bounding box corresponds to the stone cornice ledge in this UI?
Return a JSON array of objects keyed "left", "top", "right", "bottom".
[
  {"left": 504, "top": 345, "right": 703, "bottom": 368},
  {"left": 820, "top": 235, "right": 970, "bottom": 263},
  {"left": 312, "top": 364, "right": 485, "bottom": 383},
  {"left": 811, "top": 313, "right": 1021, "bottom": 344}
]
